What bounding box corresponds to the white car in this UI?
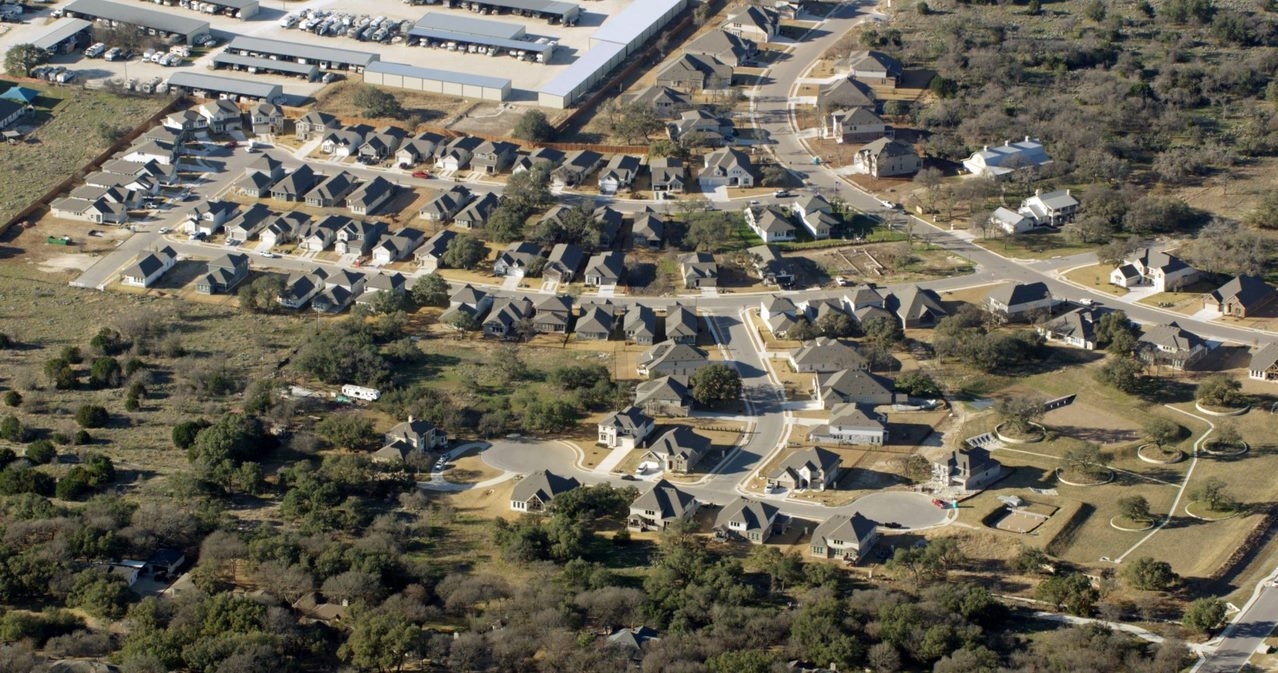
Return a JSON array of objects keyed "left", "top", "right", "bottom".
[
  {"left": 259, "top": 251, "right": 277, "bottom": 258},
  {"left": 157, "top": 227, "right": 170, "bottom": 234}
]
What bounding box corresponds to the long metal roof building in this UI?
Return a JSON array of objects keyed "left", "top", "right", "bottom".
[
  {"left": 452, "top": 0, "right": 579, "bottom": 24},
  {"left": 415, "top": 12, "right": 526, "bottom": 40},
  {"left": 362, "top": 61, "right": 510, "bottom": 102},
  {"left": 407, "top": 27, "right": 553, "bottom": 56},
  {"left": 166, "top": 72, "right": 282, "bottom": 102},
  {"left": 64, "top": 0, "right": 210, "bottom": 42},
  {"left": 225, "top": 36, "right": 379, "bottom": 70},
  {"left": 31, "top": 18, "right": 92, "bottom": 52},
  {"left": 590, "top": 0, "right": 687, "bottom": 54},
  {"left": 538, "top": 41, "right": 624, "bottom": 109},
  {"left": 212, "top": 53, "right": 319, "bottom": 80}
]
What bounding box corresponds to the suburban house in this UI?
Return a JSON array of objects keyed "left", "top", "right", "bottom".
[
  {"left": 678, "top": 252, "right": 719, "bottom": 289},
  {"left": 643, "top": 425, "right": 712, "bottom": 475},
  {"left": 357, "top": 126, "right": 407, "bottom": 164},
  {"left": 234, "top": 154, "right": 285, "bottom": 197},
  {"left": 1203, "top": 275, "right": 1277, "bottom": 318},
  {"left": 745, "top": 206, "right": 796, "bottom": 242},
  {"left": 184, "top": 199, "right": 235, "bottom": 236},
  {"left": 607, "top": 626, "right": 661, "bottom": 662},
  {"left": 1019, "top": 189, "right": 1079, "bottom": 227},
  {"left": 684, "top": 28, "right": 757, "bottom": 67},
  {"left": 891, "top": 285, "right": 947, "bottom": 328},
  {"left": 347, "top": 176, "right": 395, "bottom": 216},
  {"left": 1037, "top": 307, "right": 1103, "bottom": 350},
  {"left": 195, "top": 253, "right": 250, "bottom": 295},
  {"left": 633, "top": 212, "right": 667, "bottom": 248},
  {"left": 298, "top": 215, "right": 347, "bottom": 252},
  {"left": 1137, "top": 322, "right": 1208, "bottom": 370},
  {"left": 249, "top": 102, "right": 284, "bottom": 135},
  {"left": 419, "top": 185, "right": 474, "bottom": 223},
  {"left": 541, "top": 243, "right": 585, "bottom": 284},
  {"left": 305, "top": 171, "right": 359, "bottom": 208},
  {"left": 667, "top": 109, "right": 733, "bottom": 146},
  {"left": 597, "top": 204, "right": 625, "bottom": 249},
  {"left": 261, "top": 212, "right": 309, "bottom": 248},
  {"left": 471, "top": 140, "right": 519, "bottom": 175},
  {"left": 532, "top": 294, "right": 573, "bottom": 334},
  {"left": 747, "top": 245, "right": 795, "bottom": 287},
  {"left": 597, "top": 406, "right": 655, "bottom": 449},
  {"left": 846, "top": 50, "right": 902, "bottom": 87},
  {"left": 811, "top": 403, "right": 888, "bottom": 445},
  {"left": 576, "top": 303, "right": 617, "bottom": 341},
  {"left": 809, "top": 513, "right": 879, "bottom": 562},
  {"left": 665, "top": 304, "right": 699, "bottom": 345},
  {"left": 723, "top": 5, "right": 778, "bottom": 41},
  {"left": 789, "top": 337, "right": 868, "bottom": 373},
  {"left": 493, "top": 242, "right": 545, "bottom": 278},
  {"left": 762, "top": 295, "right": 801, "bottom": 337},
  {"left": 278, "top": 269, "right": 328, "bottom": 309},
  {"left": 223, "top": 204, "right": 273, "bottom": 243},
  {"left": 551, "top": 150, "right": 604, "bottom": 188},
  {"left": 509, "top": 470, "right": 580, "bottom": 513},
  {"left": 634, "top": 375, "right": 691, "bottom": 417},
  {"left": 852, "top": 138, "right": 920, "bottom": 178},
  {"left": 1249, "top": 343, "right": 1278, "bottom": 382},
  {"left": 357, "top": 272, "right": 407, "bottom": 306},
  {"left": 442, "top": 284, "right": 492, "bottom": 324},
  {"left": 385, "top": 416, "right": 448, "bottom": 453},
  {"left": 584, "top": 251, "right": 625, "bottom": 287},
  {"left": 700, "top": 148, "right": 755, "bottom": 189},
  {"left": 934, "top": 448, "right": 1002, "bottom": 492},
  {"left": 655, "top": 53, "right": 733, "bottom": 92},
  {"left": 163, "top": 109, "right": 206, "bottom": 135},
  {"left": 991, "top": 207, "right": 1035, "bottom": 235},
  {"left": 396, "top": 132, "right": 445, "bottom": 168},
  {"left": 483, "top": 296, "right": 535, "bottom": 338},
  {"left": 334, "top": 220, "right": 388, "bottom": 257},
  {"left": 623, "top": 305, "right": 659, "bottom": 344},
  {"left": 628, "top": 479, "right": 699, "bottom": 532},
  {"left": 597, "top": 154, "right": 642, "bottom": 195},
  {"left": 638, "top": 340, "right": 709, "bottom": 378},
  {"left": 311, "top": 269, "right": 368, "bottom": 313},
  {"left": 197, "top": 99, "right": 242, "bottom": 133},
  {"left": 1111, "top": 247, "right": 1200, "bottom": 292},
  {"left": 767, "top": 447, "right": 841, "bottom": 492},
  {"left": 414, "top": 230, "right": 456, "bottom": 272},
  {"left": 962, "top": 137, "right": 1053, "bottom": 179},
  {"left": 714, "top": 497, "right": 779, "bottom": 544},
  {"left": 629, "top": 85, "right": 694, "bottom": 119},
  {"left": 434, "top": 136, "right": 484, "bottom": 172},
  {"left": 792, "top": 194, "right": 838, "bottom": 239},
  {"left": 842, "top": 283, "right": 887, "bottom": 311},
  {"left": 821, "top": 107, "right": 889, "bottom": 144},
  {"left": 648, "top": 158, "right": 686, "bottom": 196},
  {"left": 814, "top": 369, "right": 896, "bottom": 408},
  {"left": 120, "top": 137, "right": 179, "bottom": 166},
  {"left": 269, "top": 165, "right": 317, "bottom": 202},
  {"left": 986, "top": 281, "right": 1054, "bottom": 322},
  {"left": 49, "top": 196, "right": 128, "bottom": 225},
  {"left": 818, "top": 77, "right": 876, "bottom": 111},
  {"left": 511, "top": 147, "right": 566, "bottom": 174},
  {"left": 295, "top": 110, "right": 338, "bottom": 140},
  {"left": 453, "top": 192, "right": 501, "bottom": 230},
  {"left": 372, "top": 228, "right": 426, "bottom": 266},
  {"left": 320, "top": 125, "right": 370, "bottom": 158},
  {"left": 120, "top": 247, "right": 177, "bottom": 288}
]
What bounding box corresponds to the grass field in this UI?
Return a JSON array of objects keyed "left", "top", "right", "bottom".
[{"left": 0, "top": 85, "right": 168, "bottom": 226}]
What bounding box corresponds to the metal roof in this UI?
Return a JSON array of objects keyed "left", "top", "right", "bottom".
[
  {"left": 365, "top": 61, "right": 511, "bottom": 91},
  {"left": 65, "top": 0, "right": 209, "bottom": 36},
  {"left": 414, "top": 12, "right": 526, "bottom": 40},
  {"left": 213, "top": 53, "right": 318, "bottom": 77},
  {"left": 407, "top": 26, "right": 552, "bottom": 54},
  {"left": 591, "top": 0, "right": 684, "bottom": 47},
  {"left": 167, "top": 72, "right": 282, "bottom": 99},
  {"left": 31, "top": 18, "right": 91, "bottom": 51},
  {"left": 226, "top": 36, "right": 379, "bottom": 67},
  {"left": 204, "top": 0, "right": 257, "bottom": 8},
  {"left": 539, "top": 40, "right": 623, "bottom": 97},
  {"left": 462, "top": 0, "right": 578, "bottom": 19}
]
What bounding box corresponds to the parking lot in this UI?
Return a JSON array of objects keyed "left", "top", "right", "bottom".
[{"left": 1, "top": 0, "right": 644, "bottom": 102}]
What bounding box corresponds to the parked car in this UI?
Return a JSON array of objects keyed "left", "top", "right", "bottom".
[
  {"left": 84, "top": 43, "right": 106, "bottom": 58},
  {"left": 411, "top": 171, "right": 430, "bottom": 179},
  {"left": 259, "top": 251, "right": 277, "bottom": 258}
]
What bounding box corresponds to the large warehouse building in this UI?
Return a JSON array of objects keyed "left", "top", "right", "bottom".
[
  {"left": 408, "top": 13, "right": 554, "bottom": 60},
  {"left": 167, "top": 72, "right": 282, "bottom": 102},
  {"left": 362, "top": 61, "right": 511, "bottom": 102},
  {"left": 31, "top": 18, "right": 92, "bottom": 54},
  {"left": 64, "top": 0, "right": 210, "bottom": 44},
  {"left": 538, "top": 0, "right": 687, "bottom": 108},
  {"left": 224, "top": 36, "right": 379, "bottom": 72},
  {"left": 448, "top": 0, "right": 580, "bottom": 25}
]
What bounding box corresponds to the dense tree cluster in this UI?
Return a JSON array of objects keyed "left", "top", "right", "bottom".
[{"left": 934, "top": 306, "right": 1047, "bottom": 373}]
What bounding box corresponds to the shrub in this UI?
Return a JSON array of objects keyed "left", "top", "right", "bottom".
[
  {"left": 2, "top": 390, "right": 20, "bottom": 407},
  {"left": 73, "top": 430, "right": 92, "bottom": 446},
  {"left": 74, "top": 405, "right": 110, "bottom": 429},
  {"left": 0, "top": 415, "right": 26, "bottom": 442},
  {"left": 25, "top": 440, "right": 56, "bottom": 465},
  {"left": 1195, "top": 375, "right": 1245, "bottom": 408}
]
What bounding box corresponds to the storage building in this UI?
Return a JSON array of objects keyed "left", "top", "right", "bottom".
[
  {"left": 166, "top": 72, "right": 282, "bottom": 102},
  {"left": 449, "top": 0, "right": 579, "bottom": 25},
  {"left": 64, "top": 0, "right": 210, "bottom": 43},
  {"left": 31, "top": 18, "right": 92, "bottom": 54},
  {"left": 362, "top": 61, "right": 510, "bottom": 102},
  {"left": 224, "top": 35, "right": 379, "bottom": 72},
  {"left": 212, "top": 53, "right": 319, "bottom": 81}
]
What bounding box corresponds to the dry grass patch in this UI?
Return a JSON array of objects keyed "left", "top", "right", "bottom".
[{"left": 1062, "top": 263, "right": 1130, "bottom": 297}]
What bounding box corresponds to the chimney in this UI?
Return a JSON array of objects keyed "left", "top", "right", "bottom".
[
  {"left": 1004, "top": 139, "right": 1010, "bottom": 146},
  {"left": 408, "top": 415, "right": 414, "bottom": 423},
  {"left": 1034, "top": 188, "right": 1041, "bottom": 197},
  {"left": 982, "top": 145, "right": 988, "bottom": 152},
  {"left": 1025, "top": 135, "right": 1031, "bottom": 142},
  {"left": 1066, "top": 188, "right": 1070, "bottom": 196}
]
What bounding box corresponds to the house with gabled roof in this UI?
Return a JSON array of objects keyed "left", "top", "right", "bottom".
[
  {"left": 1019, "top": 188, "right": 1079, "bottom": 227},
  {"left": 846, "top": 50, "right": 902, "bottom": 87},
  {"left": 295, "top": 110, "right": 338, "bottom": 140},
  {"left": 347, "top": 176, "right": 395, "bottom": 216},
  {"left": 963, "top": 137, "right": 1053, "bottom": 179},
  {"left": 1249, "top": 343, "right": 1278, "bottom": 382},
  {"left": 386, "top": 416, "right": 447, "bottom": 452},
  {"left": 723, "top": 5, "right": 778, "bottom": 41},
  {"left": 584, "top": 251, "right": 625, "bottom": 287},
  {"left": 1036, "top": 307, "right": 1103, "bottom": 350},
  {"left": 991, "top": 206, "right": 1035, "bottom": 235},
  {"left": 551, "top": 150, "right": 604, "bottom": 189},
  {"left": 50, "top": 197, "right": 128, "bottom": 225},
  {"left": 814, "top": 369, "right": 896, "bottom": 408},
  {"left": 655, "top": 53, "right": 733, "bottom": 93},
  {"left": 234, "top": 167, "right": 280, "bottom": 198},
  {"left": 483, "top": 296, "right": 534, "bottom": 338},
  {"left": 768, "top": 447, "right": 841, "bottom": 492},
  {"left": 576, "top": 302, "right": 616, "bottom": 341},
  {"left": 628, "top": 479, "right": 699, "bottom": 531},
  {"left": 597, "top": 154, "right": 642, "bottom": 195},
  {"left": 510, "top": 470, "right": 580, "bottom": 513},
  {"left": 121, "top": 246, "right": 177, "bottom": 288},
  {"left": 629, "top": 85, "right": 694, "bottom": 119},
  {"left": 665, "top": 304, "right": 699, "bottom": 345},
  {"left": 542, "top": 243, "right": 585, "bottom": 284},
  {"left": 1203, "top": 275, "right": 1277, "bottom": 318},
  {"left": 678, "top": 252, "right": 718, "bottom": 289},
  {"left": 419, "top": 185, "right": 474, "bottom": 223},
  {"left": 745, "top": 206, "right": 796, "bottom": 242},
  {"left": 648, "top": 157, "right": 686, "bottom": 196},
  {"left": 789, "top": 337, "right": 867, "bottom": 373},
  {"left": 792, "top": 194, "right": 838, "bottom": 239},
  {"left": 811, "top": 403, "right": 887, "bottom": 445},
  {"left": 1111, "top": 247, "right": 1200, "bottom": 292},
  {"left": 357, "top": 125, "right": 407, "bottom": 164},
  {"left": 701, "top": 148, "right": 755, "bottom": 189},
  {"left": 852, "top": 137, "right": 920, "bottom": 177},
  {"left": 311, "top": 269, "right": 368, "bottom": 313},
  {"left": 357, "top": 272, "right": 407, "bottom": 306},
  {"left": 684, "top": 28, "right": 757, "bottom": 67},
  {"left": 414, "top": 230, "right": 456, "bottom": 273},
  {"left": 634, "top": 375, "right": 691, "bottom": 417},
  {"left": 818, "top": 77, "right": 876, "bottom": 112},
  {"left": 196, "top": 99, "right": 242, "bottom": 134},
  {"left": 249, "top": 102, "right": 283, "bottom": 136},
  {"left": 822, "top": 107, "right": 889, "bottom": 144},
  {"left": 260, "top": 212, "right": 309, "bottom": 248},
  {"left": 1137, "top": 322, "right": 1207, "bottom": 370},
  {"left": 715, "top": 497, "right": 779, "bottom": 544},
  {"left": 334, "top": 219, "right": 388, "bottom": 257},
  {"left": 298, "top": 215, "right": 347, "bottom": 252},
  {"left": 747, "top": 245, "right": 794, "bottom": 287},
  {"left": 320, "top": 124, "right": 371, "bottom": 158},
  {"left": 434, "top": 136, "right": 484, "bottom": 172},
  {"left": 305, "top": 171, "right": 359, "bottom": 208},
  {"left": 471, "top": 140, "right": 519, "bottom": 175},
  {"left": 442, "top": 284, "right": 492, "bottom": 326},
  {"left": 511, "top": 147, "right": 565, "bottom": 175},
  {"left": 638, "top": 340, "right": 709, "bottom": 378},
  {"left": 532, "top": 294, "right": 573, "bottom": 334},
  {"left": 632, "top": 212, "right": 666, "bottom": 249},
  {"left": 643, "top": 425, "right": 712, "bottom": 475},
  {"left": 224, "top": 203, "right": 273, "bottom": 243},
  {"left": 597, "top": 406, "right": 655, "bottom": 449},
  {"left": 453, "top": 191, "right": 501, "bottom": 230},
  {"left": 842, "top": 283, "right": 887, "bottom": 311},
  {"left": 607, "top": 626, "right": 661, "bottom": 661},
  {"left": 278, "top": 268, "right": 328, "bottom": 309},
  {"left": 809, "top": 513, "right": 878, "bottom": 562},
  {"left": 891, "top": 285, "right": 947, "bottom": 328},
  {"left": 396, "top": 131, "right": 445, "bottom": 168},
  {"left": 372, "top": 228, "right": 426, "bottom": 266},
  {"left": 667, "top": 108, "right": 734, "bottom": 146},
  {"left": 986, "top": 281, "right": 1054, "bottom": 323},
  {"left": 270, "top": 164, "right": 317, "bottom": 202},
  {"left": 933, "top": 448, "right": 1002, "bottom": 492},
  {"left": 494, "top": 241, "right": 545, "bottom": 277},
  {"left": 624, "top": 305, "right": 659, "bottom": 345}
]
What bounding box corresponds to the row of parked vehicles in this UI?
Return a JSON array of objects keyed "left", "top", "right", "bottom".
[
  {"left": 279, "top": 9, "right": 416, "bottom": 44},
  {"left": 175, "top": 0, "right": 248, "bottom": 18},
  {"left": 30, "top": 65, "right": 76, "bottom": 84},
  {"left": 86, "top": 42, "right": 188, "bottom": 66}
]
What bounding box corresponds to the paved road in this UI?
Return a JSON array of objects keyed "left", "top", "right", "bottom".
[{"left": 1195, "top": 579, "right": 1278, "bottom": 672}]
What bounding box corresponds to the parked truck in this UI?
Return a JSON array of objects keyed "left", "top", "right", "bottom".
[{"left": 46, "top": 235, "right": 73, "bottom": 245}]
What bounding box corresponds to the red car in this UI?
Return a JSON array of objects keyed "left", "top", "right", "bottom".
[
  {"left": 411, "top": 170, "right": 430, "bottom": 179},
  {"left": 932, "top": 498, "right": 947, "bottom": 509}
]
